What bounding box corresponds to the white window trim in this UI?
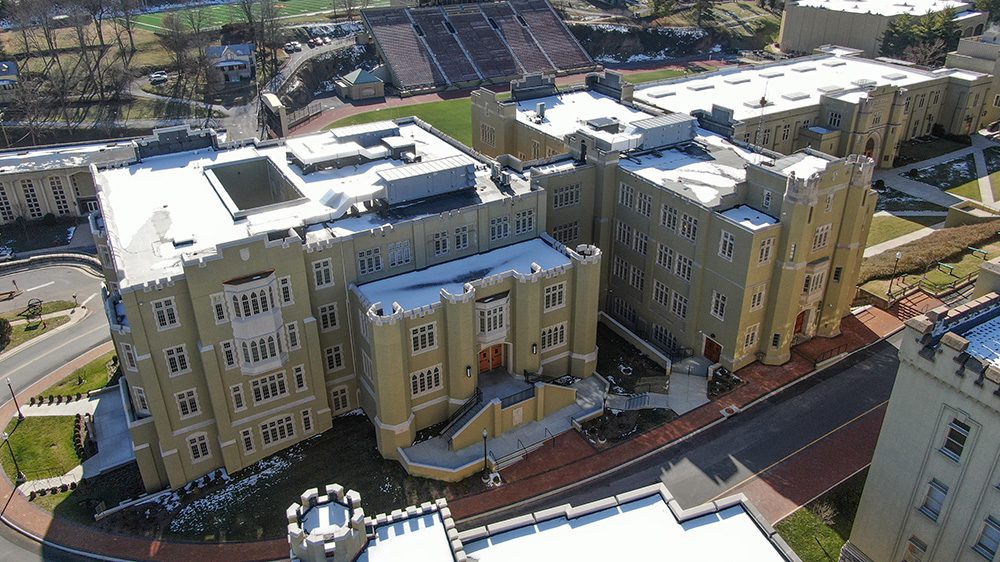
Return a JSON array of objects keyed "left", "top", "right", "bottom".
[
  {"left": 330, "top": 385, "right": 351, "bottom": 414},
  {"left": 151, "top": 297, "right": 180, "bottom": 331},
  {"left": 318, "top": 303, "right": 340, "bottom": 333},
  {"left": 164, "top": 344, "right": 192, "bottom": 377},
  {"left": 277, "top": 276, "right": 294, "bottom": 306},
  {"left": 231, "top": 384, "right": 246, "bottom": 412},
  {"left": 210, "top": 292, "right": 228, "bottom": 324},
  {"left": 121, "top": 343, "right": 139, "bottom": 372},
  {"left": 175, "top": 388, "right": 200, "bottom": 420},
  {"left": 411, "top": 322, "right": 439, "bottom": 355},
  {"left": 286, "top": 322, "right": 301, "bottom": 351},
  {"left": 325, "top": 345, "right": 345, "bottom": 374},
  {"left": 410, "top": 364, "right": 444, "bottom": 398},
  {"left": 312, "top": 258, "right": 334, "bottom": 289},
  {"left": 250, "top": 371, "right": 289, "bottom": 407},
  {"left": 132, "top": 386, "right": 150, "bottom": 415},
  {"left": 259, "top": 414, "right": 296, "bottom": 448},
  {"left": 240, "top": 428, "right": 255, "bottom": 454},
  {"left": 187, "top": 432, "right": 211, "bottom": 463},
  {"left": 544, "top": 282, "right": 567, "bottom": 312},
  {"left": 293, "top": 364, "right": 307, "bottom": 392},
  {"left": 540, "top": 322, "right": 568, "bottom": 351}
]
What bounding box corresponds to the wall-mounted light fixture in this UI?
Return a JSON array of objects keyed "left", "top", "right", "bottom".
[
  {"left": 532, "top": 343, "right": 538, "bottom": 355},
  {"left": 466, "top": 365, "right": 472, "bottom": 378}
]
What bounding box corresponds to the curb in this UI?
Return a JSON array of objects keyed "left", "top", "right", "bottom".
[{"left": 0, "top": 307, "right": 91, "bottom": 363}]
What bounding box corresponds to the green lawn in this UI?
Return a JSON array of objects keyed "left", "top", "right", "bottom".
[
  {"left": 45, "top": 351, "right": 117, "bottom": 398},
  {"left": 4, "top": 315, "right": 71, "bottom": 352},
  {"left": 0, "top": 416, "right": 80, "bottom": 482},
  {"left": 866, "top": 215, "right": 942, "bottom": 247},
  {"left": 625, "top": 68, "right": 689, "bottom": 85},
  {"left": 35, "top": 463, "right": 145, "bottom": 526},
  {"left": 948, "top": 179, "right": 983, "bottom": 201},
  {"left": 326, "top": 98, "right": 473, "bottom": 146},
  {"left": 903, "top": 153, "right": 981, "bottom": 200},
  {"left": 776, "top": 469, "right": 867, "bottom": 562},
  {"left": 861, "top": 235, "right": 1000, "bottom": 295},
  {"left": 130, "top": 0, "right": 388, "bottom": 31},
  {"left": 0, "top": 300, "right": 75, "bottom": 323}
]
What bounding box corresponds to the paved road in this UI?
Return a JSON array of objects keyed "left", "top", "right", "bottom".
[
  {"left": 460, "top": 333, "right": 902, "bottom": 528},
  {"left": 0, "top": 266, "right": 110, "bottom": 562}
]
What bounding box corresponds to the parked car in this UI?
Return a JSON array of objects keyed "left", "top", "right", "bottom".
[
  {"left": 283, "top": 42, "right": 295, "bottom": 53},
  {"left": 290, "top": 41, "right": 303, "bottom": 51},
  {"left": 322, "top": 36, "right": 332, "bottom": 45},
  {"left": 0, "top": 246, "right": 14, "bottom": 261},
  {"left": 148, "top": 71, "right": 168, "bottom": 84}
]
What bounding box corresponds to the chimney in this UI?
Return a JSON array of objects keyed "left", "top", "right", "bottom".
[{"left": 536, "top": 102, "right": 546, "bottom": 120}]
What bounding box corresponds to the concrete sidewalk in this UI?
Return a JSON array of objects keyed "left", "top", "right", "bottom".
[{"left": 864, "top": 222, "right": 944, "bottom": 257}]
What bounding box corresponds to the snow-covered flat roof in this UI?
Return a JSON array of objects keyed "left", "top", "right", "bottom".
[
  {"left": 516, "top": 90, "right": 655, "bottom": 138},
  {"left": 302, "top": 502, "right": 349, "bottom": 533},
  {"left": 0, "top": 141, "right": 134, "bottom": 173},
  {"left": 356, "top": 238, "right": 571, "bottom": 311},
  {"left": 463, "top": 491, "right": 789, "bottom": 561},
  {"left": 618, "top": 130, "right": 765, "bottom": 207},
  {"left": 98, "top": 123, "right": 519, "bottom": 288},
  {"left": 962, "top": 315, "right": 1000, "bottom": 366},
  {"left": 635, "top": 52, "right": 972, "bottom": 121},
  {"left": 721, "top": 205, "right": 779, "bottom": 230},
  {"left": 775, "top": 152, "right": 834, "bottom": 179},
  {"left": 790, "top": 0, "right": 970, "bottom": 16},
  {"left": 360, "top": 512, "right": 454, "bottom": 561}
]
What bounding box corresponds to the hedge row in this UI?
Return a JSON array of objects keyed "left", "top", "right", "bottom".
[{"left": 859, "top": 220, "right": 1000, "bottom": 284}]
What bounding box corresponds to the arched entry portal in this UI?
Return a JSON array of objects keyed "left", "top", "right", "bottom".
[{"left": 864, "top": 137, "right": 876, "bottom": 158}]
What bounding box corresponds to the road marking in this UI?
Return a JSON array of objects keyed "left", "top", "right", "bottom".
[
  {"left": 0, "top": 321, "right": 110, "bottom": 379},
  {"left": 709, "top": 400, "right": 888, "bottom": 501},
  {"left": 24, "top": 281, "right": 54, "bottom": 292},
  {"left": 80, "top": 292, "right": 98, "bottom": 307}
]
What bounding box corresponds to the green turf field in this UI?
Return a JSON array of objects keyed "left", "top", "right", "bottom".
[{"left": 131, "top": 0, "right": 387, "bottom": 32}]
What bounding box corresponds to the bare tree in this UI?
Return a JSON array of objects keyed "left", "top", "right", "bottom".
[
  {"left": 115, "top": 0, "right": 139, "bottom": 54},
  {"left": 80, "top": 0, "right": 109, "bottom": 50},
  {"left": 259, "top": 0, "right": 282, "bottom": 81},
  {"left": 9, "top": 77, "right": 49, "bottom": 145},
  {"left": 237, "top": 0, "right": 258, "bottom": 38},
  {"left": 158, "top": 13, "right": 191, "bottom": 72},
  {"left": 901, "top": 38, "right": 949, "bottom": 66}
]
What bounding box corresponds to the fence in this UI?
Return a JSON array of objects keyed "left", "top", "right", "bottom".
[
  {"left": 0, "top": 252, "right": 101, "bottom": 276},
  {"left": 499, "top": 386, "right": 534, "bottom": 409},
  {"left": 287, "top": 102, "right": 322, "bottom": 129}
]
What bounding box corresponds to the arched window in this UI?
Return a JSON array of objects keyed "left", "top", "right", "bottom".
[
  {"left": 261, "top": 290, "right": 269, "bottom": 312},
  {"left": 250, "top": 341, "right": 260, "bottom": 362},
  {"left": 268, "top": 286, "right": 275, "bottom": 309},
  {"left": 267, "top": 336, "right": 276, "bottom": 356},
  {"left": 864, "top": 137, "right": 876, "bottom": 158},
  {"left": 251, "top": 291, "right": 261, "bottom": 315},
  {"left": 242, "top": 342, "right": 250, "bottom": 363},
  {"left": 232, "top": 295, "right": 241, "bottom": 318},
  {"left": 241, "top": 294, "right": 251, "bottom": 317},
  {"left": 976, "top": 23, "right": 985, "bottom": 35},
  {"left": 411, "top": 374, "right": 419, "bottom": 395}
]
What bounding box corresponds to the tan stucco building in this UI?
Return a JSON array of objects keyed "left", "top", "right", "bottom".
[
  {"left": 947, "top": 27, "right": 1000, "bottom": 128},
  {"left": 92, "top": 124, "right": 602, "bottom": 490},
  {"left": 335, "top": 69, "right": 385, "bottom": 101},
  {"left": 631, "top": 46, "right": 992, "bottom": 170},
  {"left": 779, "top": 0, "right": 987, "bottom": 57},
  {"left": 843, "top": 277, "right": 1000, "bottom": 562},
  {"left": 473, "top": 71, "right": 876, "bottom": 372}
]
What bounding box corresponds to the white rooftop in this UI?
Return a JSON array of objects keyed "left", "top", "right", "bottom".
[
  {"left": 776, "top": 153, "right": 833, "bottom": 179},
  {"left": 721, "top": 205, "right": 779, "bottom": 230},
  {"left": 463, "top": 493, "right": 788, "bottom": 561},
  {"left": 516, "top": 90, "right": 654, "bottom": 138},
  {"left": 360, "top": 512, "right": 454, "bottom": 562},
  {"left": 962, "top": 315, "right": 1000, "bottom": 366},
  {"left": 97, "top": 123, "right": 507, "bottom": 288},
  {"left": 790, "top": 0, "right": 969, "bottom": 16},
  {"left": 0, "top": 141, "right": 134, "bottom": 173},
  {"left": 356, "top": 238, "right": 571, "bottom": 311},
  {"left": 618, "top": 129, "right": 766, "bottom": 207},
  {"left": 635, "top": 51, "right": 979, "bottom": 121}
]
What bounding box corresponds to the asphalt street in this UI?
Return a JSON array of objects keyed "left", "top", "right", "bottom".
[
  {"left": 0, "top": 266, "right": 109, "bottom": 562},
  {"left": 458, "top": 333, "right": 903, "bottom": 529}
]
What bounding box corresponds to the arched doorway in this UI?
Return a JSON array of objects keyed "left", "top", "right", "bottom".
[
  {"left": 864, "top": 137, "right": 876, "bottom": 158},
  {"left": 976, "top": 23, "right": 985, "bottom": 35}
]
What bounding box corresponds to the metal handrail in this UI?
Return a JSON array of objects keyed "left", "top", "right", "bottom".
[
  {"left": 440, "top": 387, "right": 484, "bottom": 439},
  {"left": 499, "top": 386, "right": 534, "bottom": 408},
  {"left": 492, "top": 427, "right": 556, "bottom": 468}
]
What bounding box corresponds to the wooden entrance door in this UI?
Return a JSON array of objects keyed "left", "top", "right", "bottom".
[
  {"left": 703, "top": 337, "right": 722, "bottom": 364},
  {"left": 479, "top": 344, "right": 505, "bottom": 372},
  {"left": 794, "top": 310, "right": 808, "bottom": 335}
]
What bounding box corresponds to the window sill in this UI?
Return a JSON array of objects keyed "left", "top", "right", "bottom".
[
  {"left": 939, "top": 448, "right": 961, "bottom": 463},
  {"left": 918, "top": 506, "right": 940, "bottom": 522},
  {"left": 972, "top": 545, "right": 997, "bottom": 561}
]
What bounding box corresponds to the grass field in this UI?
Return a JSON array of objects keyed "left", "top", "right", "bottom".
[
  {"left": 1, "top": 416, "right": 80, "bottom": 482},
  {"left": 625, "top": 68, "right": 690, "bottom": 85},
  {"left": 325, "top": 98, "right": 473, "bottom": 146},
  {"left": 131, "top": 0, "right": 388, "bottom": 32},
  {"left": 866, "top": 215, "right": 942, "bottom": 247},
  {"left": 776, "top": 469, "right": 867, "bottom": 562},
  {"left": 0, "top": 300, "right": 75, "bottom": 323},
  {"left": 4, "top": 315, "right": 71, "bottom": 352},
  {"left": 45, "top": 351, "right": 117, "bottom": 398},
  {"left": 903, "top": 153, "right": 982, "bottom": 201}
]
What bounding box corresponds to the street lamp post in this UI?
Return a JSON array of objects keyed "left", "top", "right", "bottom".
[
  {"left": 3, "top": 432, "right": 25, "bottom": 485},
  {"left": 481, "top": 428, "right": 489, "bottom": 482},
  {"left": 887, "top": 251, "right": 903, "bottom": 296},
  {"left": 7, "top": 378, "right": 22, "bottom": 421}
]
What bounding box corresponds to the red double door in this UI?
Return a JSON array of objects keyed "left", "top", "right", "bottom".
[{"left": 479, "top": 344, "right": 505, "bottom": 372}]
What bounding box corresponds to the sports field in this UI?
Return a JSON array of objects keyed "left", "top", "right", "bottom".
[{"left": 131, "top": 0, "right": 388, "bottom": 32}]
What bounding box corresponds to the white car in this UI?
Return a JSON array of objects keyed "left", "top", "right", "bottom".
[
  {"left": 149, "top": 71, "right": 168, "bottom": 85},
  {"left": 0, "top": 246, "right": 14, "bottom": 261}
]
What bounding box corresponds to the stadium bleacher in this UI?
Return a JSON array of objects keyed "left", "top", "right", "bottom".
[{"left": 362, "top": 0, "right": 594, "bottom": 93}]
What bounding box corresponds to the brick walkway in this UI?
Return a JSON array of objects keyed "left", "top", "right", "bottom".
[
  {"left": 291, "top": 59, "right": 734, "bottom": 136},
  {"left": 0, "top": 297, "right": 917, "bottom": 559}
]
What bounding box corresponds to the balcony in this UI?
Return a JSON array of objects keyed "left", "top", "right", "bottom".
[{"left": 102, "top": 286, "right": 129, "bottom": 332}]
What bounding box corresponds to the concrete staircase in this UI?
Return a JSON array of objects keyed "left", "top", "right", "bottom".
[
  {"left": 605, "top": 392, "right": 671, "bottom": 411},
  {"left": 670, "top": 356, "right": 713, "bottom": 377}
]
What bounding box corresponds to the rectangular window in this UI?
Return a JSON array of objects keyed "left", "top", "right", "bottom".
[
  {"left": 632, "top": 231, "right": 648, "bottom": 256},
  {"left": 941, "top": 418, "right": 971, "bottom": 461},
  {"left": 175, "top": 389, "right": 199, "bottom": 418},
  {"left": 637, "top": 193, "right": 652, "bottom": 217},
  {"left": 324, "top": 345, "right": 344, "bottom": 373},
  {"left": 480, "top": 123, "right": 495, "bottom": 146},
  {"left": 410, "top": 365, "right": 443, "bottom": 397},
  {"left": 260, "top": 415, "right": 295, "bottom": 446},
  {"left": 828, "top": 112, "right": 841, "bottom": 128},
  {"left": 653, "top": 280, "right": 669, "bottom": 307},
  {"left": 0, "top": 184, "right": 14, "bottom": 222},
  {"left": 152, "top": 298, "right": 179, "bottom": 330},
  {"left": 675, "top": 255, "right": 693, "bottom": 282},
  {"left": 750, "top": 284, "right": 766, "bottom": 311},
  {"left": 514, "top": 210, "right": 534, "bottom": 235},
  {"left": 711, "top": 291, "right": 727, "bottom": 320},
  {"left": 920, "top": 479, "right": 948, "bottom": 521},
  {"left": 240, "top": 428, "right": 255, "bottom": 453},
  {"left": 629, "top": 265, "right": 645, "bottom": 292},
  {"left": 615, "top": 220, "right": 633, "bottom": 247},
  {"left": 433, "top": 231, "right": 449, "bottom": 256},
  {"left": 543, "top": 282, "right": 565, "bottom": 312},
  {"left": 231, "top": 384, "right": 245, "bottom": 411},
  {"left": 221, "top": 340, "right": 237, "bottom": 369},
  {"left": 651, "top": 325, "right": 678, "bottom": 352},
  {"left": 313, "top": 259, "right": 333, "bottom": 288},
  {"left": 331, "top": 386, "right": 350, "bottom": 413},
  {"left": 490, "top": 216, "right": 510, "bottom": 241},
  {"left": 825, "top": 193, "right": 834, "bottom": 212},
  {"left": 278, "top": 276, "right": 293, "bottom": 304},
  {"left": 552, "top": 184, "right": 581, "bottom": 208},
  {"left": 761, "top": 128, "right": 770, "bottom": 145},
  {"left": 613, "top": 256, "right": 628, "bottom": 279},
  {"left": 358, "top": 310, "right": 369, "bottom": 342},
  {"left": 188, "top": 433, "right": 210, "bottom": 461},
  {"left": 388, "top": 240, "right": 412, "bottom": 267},
  {"left": 361, "top": 351, "right": 373, "bottom": 383},
  {"left": 719, "top": 231, "right": 735, "bottom": 261},
  {"left": 120, "top": 343, "right": 138, "bottom": 372},
  {"left": 975, "top": 517, "right": 1000, "bottom": 560},
  {"left": 411, "top": 323, "right": 437, "bottom": 354},
  {"left": 541, "top": 323, "right": 567, "bottom": 350},
  {"left": 479, "top": 304, "right": 506, "bottom": 335},
  {"left": 21, "top": 180, "right": 41, "bottom": 219},
  {"left": 680, "top": 214, "right": 698, "bottom": 242},
  {"left": 758, "top": 238, "right": 774, "bottom": 264},
  {"left": 833, "top": 267, "right": 843, "bottom": 282},
  {"left": 357, "top": 248, "right": 382, "bottom": 275},
  {"left": 552, "top": 221, "right": 579, "bottom": 245},
  {"left": 455, "top": 225, "right": 470, "bottom": 250},
  {"left": 903, "top": 537, "right": 927, "bottom": 562},
  {"left": 164, "top": 345, "right": 190, "bottom": 376},
  {"left": 762, "top": 190, "right": 772, "bottom": 209},
  {"left": 251, "top": 372, "right": 289, "bottom": 405},
  {"left": 612, "top": 297, "right": 636, "bottom": 324},
  {"left": 210, "top": 293, "right": 228, "bottom": 323},
  {"left": 670, "top": 290, "right": 688, "bottom": 319},
  {"left": 285, "top": 322, "right": 300, "bottom": 350},
  {"left": 743, "top": 324, "right": 759, "bottom": 350},
  {"left": 132, "top": 386, "right": 149, "bottom": 414},
  {"left": 618, "top": 183, "right": 635, "bottom": 209},
  {"left": 781, "top": 124, "right": 790, "bottom": 142},
  {"left": 656, "top": 244, "right": 674, "bottom": 271},
  {"left": 293, "top": 365, "right": 306, "bottom": 391},
  {"left": 301, "top": 409, "right": 313, "bottom": 433},
  {"left": 661, "top": 205, "right": 678, "bottom": 230},
  {"left": 318, "top": 303, "right": 339, "bottom": 332},
  {"left": 812, "top": 224, "right": 832, "bottom": 251}
]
